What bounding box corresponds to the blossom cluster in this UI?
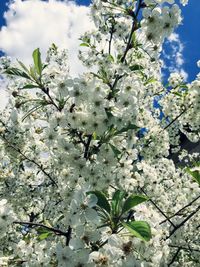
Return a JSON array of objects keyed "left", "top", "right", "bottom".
[{"left": 0, "top": 0, "right": 200, "bottom": 266}]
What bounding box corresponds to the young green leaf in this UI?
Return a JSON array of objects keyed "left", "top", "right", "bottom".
[
  {"left": 4, "top": 68, "right": 31, "bottom": 80},
  {"left": 29, "top": 66, "right": 38, "bottom": 81},
  {"left": 80, "top": 43, "right": 90, "bottom": 47},
  {"left": 186, "top": 167, "right": 200, "bottom": 186},
  {"left": 109, "top": 144, "right": 121, "bottom": 157},
  {"left": 129, "top": 65, "right": 144, "bottom": 71},
  {"left": 21, "top": 84, "right": 39, "bottom": 89},
  {"left": 37, "top": 227, "right": 53, "bottom": 241},
  {"left": 87, "top": 191, "right": 111, "bottom": 214},
  {"left": 122, "top": 221, "right": 152, "bottom": 241},
  {"left": 17, "top": 60, "right": 30, "bottom": 74},
  {"left": 115, "top": 124, "right": 138, "bottom": 135},
  {"left": 122, "top": 195, "right": 148, "bottom": 214},
  {"left": 32, "top": 48, "right": 43, "bottom": 76},
  {"left": 111, "top": 190, "right": 126, "bottom": 216},
  {"left": 38, "top": 231, "right": 53, "bottom": 241}
]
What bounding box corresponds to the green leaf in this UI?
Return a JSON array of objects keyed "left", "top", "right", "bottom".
[
  {"left": 87, "top": 191, "right": 111, "bottom": 214},
  {"left": 186, "top": 168, "right": 200, "bottom": 186},
  {"left": 32, "top": 48, "right": 43, "bottom": 76},
  {"left": 115, "top": 124, "right": 138, "bottom": 135},
  {"left": 129, "top": 65, "right": 144, "bottom": 71},
  {"left": 109, "top": 144, "right": 121, "bottom": 157},
  {"left": 180, "top": 84, "right": 188, "bottom": 89},
  {"left": 92, "top": 132, "right": 98, "bottom": 140},
  {"left": 111, "top": 190, "right": 126, "bottom": 216},
  {"left": 107, "top": 54, "right": 114, "bottom": 62},
  {"left": 38, "top": 231, "right": 53, "bottom": 241},
  {"left": 29, "top": 66, "right": 38, "bottom": 81},
  {"left": 172, "top": 92, "right": 183, "bottom": 97},
  {"left": 37, "top": 227, "right": 53, "bottom": 241},
  {"left": 122, "top": 221, "right": 152, "bottom": 241},
  {"left": 21, "top": 84, "right": 39, "bottom": 89},
  {"left": 80, "top": 43, "right": 90, "bottom": 47},
  {"left": 131, "top": 32, "right": 137, "bottom": 48},
  {"left": 51, "top": 43, "right": 58, "bottom": 51},
  {"left": 17, "top": 60, "right": 30, "bottom": 74},
  {"left": 4, "top": 68, "right": 31, "bottom": 80},
  {"left": 144, "top": 77, "right": 157, "bottom": 85},
  {"left": 122, "top": 195, "right": 148, "bottom": 214}
]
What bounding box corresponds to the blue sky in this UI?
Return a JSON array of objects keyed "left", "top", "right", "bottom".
[{"left": 0, "top": 0, "right": 199, "bottom": 82}]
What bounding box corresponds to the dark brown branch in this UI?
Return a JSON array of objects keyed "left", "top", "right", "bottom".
[
  {"left": 140, "top": 188, "right": 176, "bottom": 227},
  {"left": 0, "top": 135, "right": 58, "bottom": 186},
  {"left": 84, "top": 134, "right": 92, "bottom": 159},
  {"left": 166, "top": 205, "right": 200, "bottom": 240},
  {"left": 160, "top": 195, "right": 200, "bottom": 225},
  {"left": 164, "top": 104, "right": 192, "bottom": 131},
  {"left": 169, "top": 245, "right": 200, "bottom": 253},
  {"left": 13, "top": 221, "right": 69, "bottom": 238},
  {"left": 168, "top": 248, "right": 181, "bottom": 266},
  {"left": 108, "top": 22, "right": 115, "bottom": 55},
  {"left": 120, "top": 0, "right": 141, "bottom": 63},
  {"left": 40, "top": 86, "right": 62, "bottom": 112}
]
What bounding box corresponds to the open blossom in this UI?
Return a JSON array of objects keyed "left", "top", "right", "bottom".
[
  {"left": 0, "top": 199, "right": 16, "bottom": 239},
  {"left": 1, "top": 0, "right": 200, "bottom": 266}
]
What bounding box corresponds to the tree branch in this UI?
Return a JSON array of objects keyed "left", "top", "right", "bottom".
[
  {"left": 0, "top": 134, "right": 58, "bottom": 186},
  {"left": 13, "top": 221, "right": 69, "bottom": 238},
  {"left": 160, "top": 195, "right": 200, "bottom": 225},
  {"left": 166, "top": 205, "right": 200, "bottom": 240},
  {"left": 140, "top": 187, "right": 176, "bottom": 227},
  {"left": 84, "top": 134, "right": 92, "bottom": 159},
  {"left": 168, "top": 248, "right": 181, "bottom": 266}
]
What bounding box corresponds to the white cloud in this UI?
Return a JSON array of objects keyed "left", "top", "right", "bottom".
[
  {"left": 0, "top": 0, "right": 94, "bottom": 76},
  {"left": 0, "top": 0, "right": 94, "bottom": 110},
  {"left": 162, "top": 32, "right": 188, "bottom": 81}
]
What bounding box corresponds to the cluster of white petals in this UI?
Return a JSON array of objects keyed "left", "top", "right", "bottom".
[{"left": 0, "top": 0, "right": 199, "bottom": 267}]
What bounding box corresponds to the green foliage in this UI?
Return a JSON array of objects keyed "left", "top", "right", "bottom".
[
  {"left": 4, "top": 67, "right": 31, "bottom": 80},
  {"left": 122, "top": 195, "right": 149, "bottom": 214},
  {"left": 80, "top": 43, "right": 90, "bottom": 47},
  {"left": 129, "top": 64, "right": 144, "bottom": 71},
  {"left": 32, "top": 48, "right": 43, "bottom": 76},
  {"left": 122, "top": 221, "right": 152, "bottom": 241},
  {"left": 109, "top": 144, "right": 121, "bottom": 157},
  {"left": 87, "top": 191, "right": 111, "bottom": 214},
  {"left": 37, "top": 227, "right": 53, "bottom": 241},
  {"left": 89, "top": 189, "right": 151, "bottom": 240},
  {"left": 111, "top": 190, "right": 126, "bottom": 216},
  {"left": 186, "top": 167, "right": 200, "bottom": 186}
]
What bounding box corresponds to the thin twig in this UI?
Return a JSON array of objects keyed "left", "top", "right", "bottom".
[
  {"left": 166, "top": 205, "right": 200, "bottom": 240},
  {"left": 84, "top": 134, "right": 92, "bottom": 159},
  {"left": 160, "top": 195, "right": 200, "bottom": 225},
  {"left": 0, "top": 135, "right": 58, "bottom": 186},
  {"left": 140, "top": 188, "right": 176, "bottom": 227},
  {"left": 168, "top": 248, "right": 181, "bottom": 266},
  {"left": 14, "top": 221, "right": 69, "bottom": 238}
]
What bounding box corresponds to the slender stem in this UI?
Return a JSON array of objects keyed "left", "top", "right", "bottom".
[
  {"left": 168, "top": 248, "right": 181, "bottom": 266},
  {"left": 0, "top": 135, "right": 58, "bottom": 186},
  {"left": 140, "top": 188, "right": 176, "bottom": 227},
  {"left": 164, "top": 106, "right": 188, "bottom": 131},
  {"left": 160, "top": 195, "right": 200, "bottom": 225},
  {"left": 108, "top": 23, "right": 115, "bottom": 55},
  {"left": 121, "top": 0, "right": 141, "bottom": 63},
  {"left": 166, "top": 205, "right": 200, "bottom": 240},
  {"left": 169, "top": 244, "right": 200, "bottom": 253},
  {"left": 13, "top": 221, "right": 70, "bottom": 239},
  {"left": 84, "top": 134, "right": 92, "bottom": 159},
  {"left": 41, "top": 86, "right": 62, "bottom": 112},
  {"left": 107, "top": 0, "right": 142, "bottom": 100}
]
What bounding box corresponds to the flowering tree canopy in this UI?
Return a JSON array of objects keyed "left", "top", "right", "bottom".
[{"left": 0, "top": 0, "right": 200, "bottom": 266}]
